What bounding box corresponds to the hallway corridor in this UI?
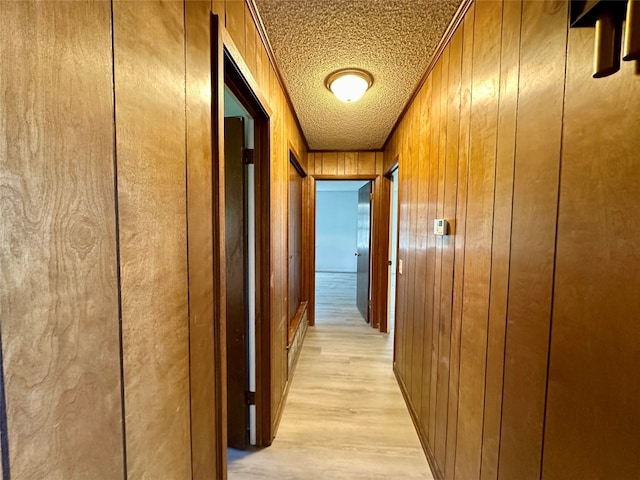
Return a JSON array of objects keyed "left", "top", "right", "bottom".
[{"left": 227, "top": 273, "right": 432, "bottom": 479}]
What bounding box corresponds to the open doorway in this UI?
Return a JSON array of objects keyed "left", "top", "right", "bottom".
[
  {"left": 315, "top": 180, "right": 372, "bottom": 324},
  {"left": 222, "top": 51, "right": 271, "bottom": 452},
  {"left": 387, "top": 167, "right": 399, "bottom": 332}
]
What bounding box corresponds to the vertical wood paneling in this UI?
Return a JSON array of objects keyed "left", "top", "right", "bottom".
[
  {"left": 345, "top": 152, "right": 358, "bottom": 175},
  {"left": 185, "top": 1, "right": 217, "bottom": 477},
  {"left": 358, "top": 152, "right": 376, "bottom": 175},
  {"left": 404, "top": 101, "right": 419, "bottom": 403},
  {"left": 444, "top": 10, "right": 474, "bottom": 479},
  {"left": 422, "top": 59, "right": 442, "bottom": 442},
  {"left": 244, "top": 4, "right": 257, "bottom": 80},
  {"left": 413, "top": 80, "right": 433, "bottom": 424},
  {"left": 429, "top": 46, "right": 449, "bottom": 447},
  {"left": 434, "top": 32, "right": 462, "bottom": 468},
  {"left": 454, "top": 2, "right": 502, "bottom": 478},
  {"left": 542, "top": 29, "right": 640, "bottom": 480},
  {"left": 480, "top": 1, "right": 522, "bottom": 478},
  {"left": 113, "top": 1, "right": 191, "bottom": 477},
  {"left": 225, "top": 0, "right": 245, "bottom": 58},
  {"left": 388, "top": 1, "right": 639, "bottom": 479},
  {"left": 409, "top": 89, "right": 428, "bottom": 416},
  {"left": 0, "top": 2, "right": 124, "bottom": 478},
  {"left": 396, "top": 126, "right": 410, "bottom": 381},
  {"left": 321, "top": 151, "right": 338, "bottom": 175},
  {"left": 336, "top": 152, "right": 346, "bottom": 175},
  {"left": 499, "top": 2, "right": 567, "bottom": 478}
]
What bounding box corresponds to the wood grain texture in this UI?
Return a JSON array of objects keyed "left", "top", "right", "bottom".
[
  {"left": 212, "top": 15, "right": 229, "bottom": 475},
  {"left": 244, "top": 3, "right": 257, "bottom": 81},
  {"left": 358, "top": 152, "right": 376, "bottom": 175},
  {"left": 542, "top": 27, "right": 640, "bottom": 480},
  {"left": 423, "top": 59, "right": 441, "bottom": 444},
  {"left": 321, "top": 151, "right": 338, "bottom": 175},
  {"left": 0, "top": 2, "right": 124, "bottom": 478},
  {"left": 445, "top": 12, "right": 473, "bottom": 479},
  {"left": 429, "top": 47, "right": 448, "bottom": 449},
  {"left": 454, "top": 2, "right": 502, "bottom": 477},
  {"left": 185, "top": 1, "right": 218, "bottom": 477},
  {"left": 413, "top": 80, "right": 432, "bottom": 429},
  {"left": 480, "top": 2, "right": 521, "bottom": 478},
  {"left": 434, "top": 32, "right": 462, "bottom": 469},
  {"left": 113, "top": 1, "right": 191, "bottom": 477},
  {"left": 225, "top": 0, "right": 246, "bottom": 58},
  {"left": 498, "top": 2, "right": 567, "bottom": 478},
  {"left": 404, "top": 100, "right": 419, "bottom": 406},
  {"left": 345, "top": 152, "right": 358, "bottom": 175}
]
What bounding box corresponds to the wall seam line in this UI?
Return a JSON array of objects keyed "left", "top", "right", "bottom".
[
  {"left": 109, "top": 0, "right": 128, "bottom": 477},
  {"left": 183, "top": 1, "right": 195, "bottom": 477},
  {"left": 496, "top": 0, "right": 525, "bottom": 476},
  {"left": 538, "top": 3, "right": 571, "bottom": 477}
]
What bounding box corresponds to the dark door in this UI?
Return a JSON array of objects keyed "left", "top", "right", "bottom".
[
  {"left": 224, "top": 116, "right": 248, "bottom": 449},
  {"left": 356, "top": 182, "right": 372, "bottom": 321}
]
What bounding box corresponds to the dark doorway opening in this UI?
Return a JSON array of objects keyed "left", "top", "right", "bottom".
[{"left": 222, "top": 50, "right": 271, "bottom": 451}]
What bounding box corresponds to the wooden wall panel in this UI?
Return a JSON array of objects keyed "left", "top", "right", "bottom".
[
  {"left": 498, "top": 2, "right": 567, "bottom": 478},
  {"left": 429, "top": 47, "right": 449, "bottom": 448},
  {"left": 480, "top": 1, "right": 521, "bottom": 478},
  {"left": 244, "top": 4, "right": 257, "bottom": 80},
  {"left": 345, "top": 152, "right": 358, "bottom": 175},
  {"left": 270, "top": 84, "right": 288, "bottom": 431},
  {"left": 388, "top": 1, "right": 638, "bottom": 479},
  {"left": 396, "top": 124, "right": 411, "bottom": 382},
  {"left": 358, "top": 152, "right": 376, "bottom": 175},
  {"left": 413, "top": 80, "right": 433, "bottom": 426},
  {"left": 404, "top": 100, "right": 419, "bottom": 405},
  {"left": 423, "top": 58, "right": 442, "bottom": 445},
  {"left": 186, "top": 1, "right": 217, "bottom": 478},
  {"left": 454, "top": 2, "right": 502, "bottom": 478},
  {"left": 321, "top": 151, "right": 338, "bottom": 175},
  {"left": 408, "top": 90, "right": 428, "bottom": 416},
  {"left": 0, "top": 2, "right": 124, "bottom": 478},
  {"left": 542, "top": 29, "right": 640, "bottom": 480},
  {"left": 225, "top": 0, "right": 245, "bottom": 58},
  {"left": 434, "top": 31, "right": 462, "bottom": 468},
  {"left": 444, "top": 10, "right": 474, "bottom": 479},
  {"left": 113, "top": 1, "right": 191, "bottom": 477}
]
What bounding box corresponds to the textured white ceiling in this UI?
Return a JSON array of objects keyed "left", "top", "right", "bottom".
[{"left": 253, "top": 0, "right": 461, "bottom": 151}]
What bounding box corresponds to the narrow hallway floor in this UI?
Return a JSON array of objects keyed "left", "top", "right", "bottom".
[{"left": 227, "top": 272, "right": 433, "bottom": 479}]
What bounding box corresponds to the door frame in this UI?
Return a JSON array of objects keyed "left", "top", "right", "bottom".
[
  {"left": 383, "top": 159, "right": 400, "bottom": 334},
  {"left": 214, "top": 39, "right": 273, "bottom": 454},
  {"left": 308, "top": 174, "right": 377, "bottom": 327}
]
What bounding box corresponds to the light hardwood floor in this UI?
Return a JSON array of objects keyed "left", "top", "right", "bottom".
[{"left": 227, "top": 272, "right": 433, "bottom": 479}]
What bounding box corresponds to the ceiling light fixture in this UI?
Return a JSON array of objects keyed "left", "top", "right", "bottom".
[{"left": 325, "top": 68, "right": 373, "bottom": 103}]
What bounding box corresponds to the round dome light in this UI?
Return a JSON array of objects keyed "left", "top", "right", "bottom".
[{"left": 325, "top": 69, "right": 373, "bottom": 103}]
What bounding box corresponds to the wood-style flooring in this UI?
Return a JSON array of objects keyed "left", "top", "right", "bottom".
[{"left": 227, "top": 272, "right": 433, "bottom": 479}]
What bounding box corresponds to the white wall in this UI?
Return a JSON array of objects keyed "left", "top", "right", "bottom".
[{"left": 316, "top": 190, "right": 359, "bottom": 273}]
